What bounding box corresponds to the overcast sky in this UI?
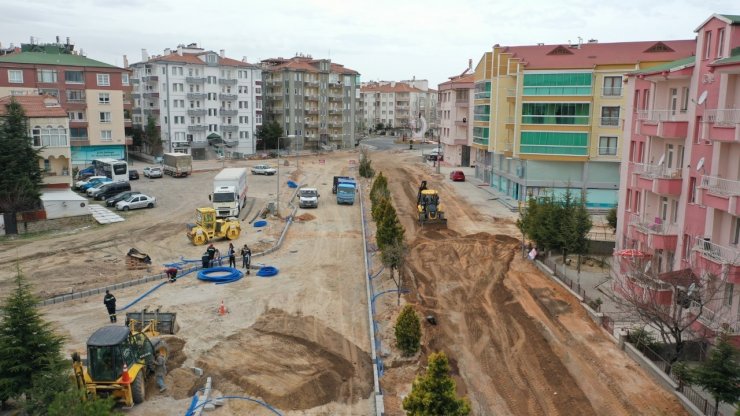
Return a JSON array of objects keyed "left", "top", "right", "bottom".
[{"left": 1, "top": 0, "right": 736, "bottom": 86}]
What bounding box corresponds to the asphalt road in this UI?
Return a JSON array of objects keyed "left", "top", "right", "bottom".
[{"left": 360, "top": 134, "right": 443, "bottom": 156}]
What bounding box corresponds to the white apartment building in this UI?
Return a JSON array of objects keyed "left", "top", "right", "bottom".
[
  {"left": 129, "top": 43, "right": 262, "bottom": 158},
  {"left": 360, "top": 79, "right": 438, "bottom": 134}
]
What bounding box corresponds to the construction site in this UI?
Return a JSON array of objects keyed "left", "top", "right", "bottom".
[{"left": 0, "top": 147, "right": 688, "bottom": 415}]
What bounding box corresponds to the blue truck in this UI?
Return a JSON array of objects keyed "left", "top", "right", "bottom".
[{"left": 336, "top": 177, "right": 356, "bottom": 205}]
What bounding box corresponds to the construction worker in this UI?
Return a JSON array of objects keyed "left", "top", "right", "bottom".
[
  {"left": 103, "top": 290, "right": 117, "bottom": 323},
  {"left": 154, "top": 351, "right": 167, "bottom": 392},
  {"left": 227, "top": 243, "right": 236, "bottom": 268},
  {"left": 201, "top": 251, "right": 210, "bottom": 269},
  {"left": 206, "top": 244, "right": 216, "bottom": 261},
  {"left": 241, "top": 244, "right": 251, "bottom": 274},
  {"left": 165, "top": 267, "right": 178, "bottom": 283}
]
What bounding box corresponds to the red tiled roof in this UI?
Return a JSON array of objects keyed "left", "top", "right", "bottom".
[
  {"left": 361, "top": 83, "right": 425, "bottom": 93},
  {"left": 0, "top": 95, "right": 67, "bottom": 118},
  {"left": 146, "top": 52, "right": 252, "bottom": 67},
  {"left": 262, "top": 57, "right": 359, "bottom": 75},
  {"left": 502, "top": 40, "right": 696, "bottom": 69}
]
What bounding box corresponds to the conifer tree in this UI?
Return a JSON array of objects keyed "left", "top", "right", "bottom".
[
  {"left": 376, "top": 201, "right": 404, "bottom": 249},
  {"left": 693, "top": 333, "right": 740, "bottom": 415},
  {"left": 395, "top": 305, "right": 421, "bottom": 356},
  {"left": 403, "top": 352, "right": 471, "bottom": 415}
]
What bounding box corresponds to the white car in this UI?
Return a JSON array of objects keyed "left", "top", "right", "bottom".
[
  {"left": 75, "top": 175, "right": 107, "bottom": 190},
  {"left": 251, "top": 164, "right": 277, "bottom": 175},
  {"left": 116, "top": 194, "right": 156, "bottom": 211},
  {"left": 148, "top": 167, "right": 163, "bottom": 178}
]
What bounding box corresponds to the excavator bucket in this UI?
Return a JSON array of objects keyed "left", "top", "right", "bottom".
[{"left": 125, "top": 309, "right": 177, "bottom": 336}]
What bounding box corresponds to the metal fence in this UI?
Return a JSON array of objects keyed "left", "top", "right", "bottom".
[{"left": 541, "top": 256, "right": 601, "bottom": 311}]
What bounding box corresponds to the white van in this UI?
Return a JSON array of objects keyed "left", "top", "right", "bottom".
[{"left": 298, "top": 187, "right": 320, "bottom": 208}]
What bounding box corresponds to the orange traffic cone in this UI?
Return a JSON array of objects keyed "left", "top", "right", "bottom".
[
  {"left": 218, "top": 300, "right": 227, "bottom": 316},
  {"left": 121, "top": 363, "right": 131, "bottom": 384}
]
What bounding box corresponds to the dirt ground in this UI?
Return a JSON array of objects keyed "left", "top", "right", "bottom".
[{"left": 0, "top": 147, "right": 687, "bottom": 415}]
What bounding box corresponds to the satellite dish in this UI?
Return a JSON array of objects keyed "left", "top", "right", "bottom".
[
  {"left": 697, "top": 90, "right": 708, "bottom": 105},
  {"left": 696, "top": 157, "right": 705, "bottom": 172},
  {"left": 657, "top": 154, "right": 665, "bottom": 166},
  {"left": 687, "top": 282, "right": 697, "bottom": 296},
  {"left": 643, "top": 261, "right": 652, "bottom": 274}
]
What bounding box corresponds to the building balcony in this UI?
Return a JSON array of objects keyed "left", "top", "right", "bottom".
[
  {"left": 305, "top": 108, "right": 319, "bottom": 115},
  {"left": 187, "top": 93, "right": 207, "bottom": 100},
  {"left": 455, "top": 120, "right": 468, "bottom": 127},
  {"left": 704, "top": 109, "right": 740, "bottom": 143},
  {"left": 693, "top": 238, "right": 740, "bottom": 284},
  {"left": 305, "top": 95, "right": 319, "bottom": 101},
  {"left": 143, "top": 92, "right": 159, "bottom": 99},
  {"left": 455, "top": 99, "right": 469, "bottom": 108},
  {"left": 185, "top": 77, "right": 206, "bottom": 84},
  {"left": 328, "top": 108, "right": 343, "bottom": 114},
  {"left": 304, "top": 80, "right": 319, "bottom": 87},
  {"left": 305, "top": 120, "right": 318, "bottom": 127},
  {"left": 131, "top": 78, "right": 140, "bottom": 84},
  {"left": 502, "top": 140, "right": 514, "bottom": 156},
  {"left": 689, "top": 301, "right": 740, "bottom": 336},
  {"left": 131, "top": 93, "right": 141, "bottom": 99},
  {"left": 328, "top": 121, "right": 343, "bottom": 128},
  {"left": 143, "top": 109, "right": 160, "bottom": 117},
  {"left": 473, "top": 137, "right": 489, "bottom": 146},
  {"left": 219, "top": 109, "right": 239, "bottom": 116},
  {"left": 506, "top": 88, "right": 516, "bottom": 98},
  {"left": 42, "top": 170, "right": 72, "bottom": 186},
  {"left": 124, "top": 118, "right": 132, "bottom": 128},
  {"left": 220, "top": 125, "right": 238, "bottom": 133},
  {"left": 70, "top": 138, "right": 90, "bottom": 147},
  {"left": 219, "top": 94, "right": 237, "bottom": 101},
  {"left": 143, "top": 75, "right": 159, "bottom": 83},
  {"left": 218, "top": 78, "right": 238, "bottom": 86},
  {"left": 631, "top": 162, "right": 682, "bottom": 196},
  {"left": 187, "top": 125, "right": 208, "bottom": 133},
  {"left": 328, "top": 95, "right": 343, "bottom": 102},
  {"left": 190, "top": 140, "right": 207, "bottom": 149},
  {"left": 699, "top": 175, "right": 740, "bottom": 216},
  {"left": 637, "top": 110, "right": 688, "bottom": 139},
  {"left": 628, "top": 214, "right": 679, "bottom": 251},
  {"left": 187, "top": 109, "right": 207, "bottom": 117}
]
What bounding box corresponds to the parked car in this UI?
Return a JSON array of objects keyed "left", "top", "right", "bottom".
[
  {"left": 142, "top": 167, "right": 151, "bottom": 177},
  {"left": 105, "top": 191, "right": 141, "bottom": 207},
  {"left": 251, "top": 164, "right": 277, "bottom": 175},
  {"left": 148, "top": 167, "right": 163, "bottom": 178},
  {"left": 129, "top": 169, "right": 140, "bottom": 180},
  {"left": 116, "top": 194, "right": 156, "bottom": 211},
  {"left": 450, "top": 170, "right": 466, "bottom": 182},
  {"left": 75, "top": 175, "right": 106, "bottom": 190},
  {"left": 86, "top": 181, "right": 112, "bottom": 198},
  {"left": 94, "top": 181, "right": 132, "bottom": 200},
  {"left": 80, "top": 177, "right": 111, "bottom": 192}
]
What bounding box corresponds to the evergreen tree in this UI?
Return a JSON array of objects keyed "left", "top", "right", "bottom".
[
  {"left": 692, "top": 333, "right": 740, "bottom": 415},
  {"left": 0, "top": 269, "right": 66, "bottom": 408},
  {"left": 143, "top": 115, "right": 162, "bottom": 156},
  {"left": 395, "top": 305, "right": 421, "bottom": 356},
  {"left": 402, "top": 352, "right": 471, "bottom": 415},
  {"left": 606, "top": 206, "right": 618, "bottom": 233},
  {"left": 359, "top": 147, "right": 374, "bottom": 178},
  {"left": 372, "top": 194, "right": 393, "bottom": 224},
  {"left": 370, "top": 172, "right": 389, "bottom": 206},
  {"left": 255, "top": 120, "right": 283, "bottom": 151},
  {"left": 381, "top": 238, "right": 408, "bottom": 305},
  {"left": 376, "top": 201, "right": 404, "bottom": 249},
  {"left": 47, "top": 387, "right": 118, "bottom": 416},
  {"left": 0, "top": 99, "right": 43, "bottom": 235}
]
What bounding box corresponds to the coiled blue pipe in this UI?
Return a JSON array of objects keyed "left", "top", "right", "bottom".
[
  {"left": 287, "top": 180, "right": 298, "bottom": 188},
  {"left": 197, "top": 267, "right": 243, "bottom": 284},
  {"left": 256, "top": 266, "right": 279, "bottom": 277},
  {"left": 254, "top": 220, "right": 268, "bottom": 227}
]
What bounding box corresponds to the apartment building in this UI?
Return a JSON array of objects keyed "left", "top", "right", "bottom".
[
  {"left": 129, "top": 43, "right": 262, "bottom": 158},
  {"left": 0, "top": 95, "right": 71, "bottom": 188},
  {"left": 473, "top": 39, "right": 694, "bottom": 209},
  {"left": 437, "top": 64, "right": 474, "bottom": 167},
  {"left": 616, "top": 14, "right": 740, "bottom": 340},
  {"left": 360, "top": 79, "right": 438, "bottom": 135},
  {"left": 0, "top": 40, "right": 131, "bottom": 168},
  {"left": 261, "top": 55, "right": 360, "bottom": 151}
]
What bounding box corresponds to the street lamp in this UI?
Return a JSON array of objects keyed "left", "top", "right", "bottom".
[{"left": 276, "top": 135, "right": 296, "bottom": 216}]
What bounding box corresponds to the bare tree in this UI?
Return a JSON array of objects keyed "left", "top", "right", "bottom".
[
  {"left": 611, "top": 248, "right": 732, "bottom": 369},
  {"left": 380, "top": 238, "right": 408, "bottom": 305}
]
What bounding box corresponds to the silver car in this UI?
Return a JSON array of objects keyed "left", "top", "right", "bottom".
[
  {"left": 116, "top": 194, "right": 156, "bottom": 211},
  {"left": 148, "top": 167, "right": 163, "bottom": 178},
  {"left": 251, "top": 164, "right": 277, "bottom": 175}
]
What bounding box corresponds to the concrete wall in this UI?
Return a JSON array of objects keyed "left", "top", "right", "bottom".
[{"left": 18, "top": 214, "right": 93, "bottom": 235}]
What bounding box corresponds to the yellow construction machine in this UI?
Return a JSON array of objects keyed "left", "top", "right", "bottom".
[
  {"left": 71, "top": 326, "right": 170, "bottom": 406},
  {"left": 186, "top": 207, "right": 241, "bottom": 245},
  {"left": 417, "top": 181, "right": 447, "bottom": 227}
]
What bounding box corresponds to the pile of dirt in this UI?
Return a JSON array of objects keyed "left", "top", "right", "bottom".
[
  {"left": 166, "top": 367, "right": 202, "bottom": 400},
  {"left": 162, "top": 335, "right": 187, "bottom": 369},
  {"left": 195, "top": 309, "right": 372, "bottom": 410},
  {"left": 294, "top": 213, "right": 316, "bottom": 222}
]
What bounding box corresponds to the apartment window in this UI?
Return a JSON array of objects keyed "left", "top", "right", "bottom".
[
  {"left": 598, "top": 136, "right": 618, "bottom": 155},
  {"left": 69, "top": 127, "right": 87, "bottom": 139},
  {"left": 626, "top": 190, "right": 632, "bottom": 212},
  {"left": 37, "top": 69, "right": 57, "bottom": 83},
  {"left": 603, "top": 76, "right": 622, "bottom": 96},
  {"left": 98, "top": 92, "right": 110, "bottom": 104},
  {"left": 725, "top": 283, "right": 733, "bottom": 307},
  {"left": 717, "top": 28, "right": 725, "bottom": 58},
  {"left": 689, "top": 177, "right": 697, "bottom": 203},
  {"left": 643, "top": 89, "right": 650, "bottom": 111},
  {"left": 64, "top": 70, "right": 84, "bottom": 83},
  {"left": 101, "top": 130, "right": 112, "bottom": 141},
  {"left": 680, "top": 87, "right": 689, "bottom": 113},
  {"left": 256, "top": 114, "right": 262, "bottom": 124},
  {"left": 68, "top": 111, "right": 85, "bottom": 121},
  {"left": 634, "top": 191, "right": 641, "bottom": 213},
  {"left": 671, "top": 200, "right": 679, "bottom": 223},
  {"left": 601, "top": 106, "right": 620, "bottom": 126},
  {"left": 704, "top": 31, "right": 712, "bottom": 60},
  {"left": 732, "top": 218, "right": 740, "bottom": 246},
  {"left": 255, "top": 87, "right": 261, "bottom": 95},
  {"left": 8, "top": 69, "right": 23, "bottom": 83},
  {"left": 96, "top": 73, "right": 110, "bottom": 86},
  {"left": 39, "top": 88, "right": 59, "bottom": 98},
  {"left": 122, "top": 73, "right": 129, "bottom": 85},
  {"left": 99, "top": 112, "right": 111, "bottom": 123},
  {"left": 634, "top": 90, "right": 640, "bottom": 111},
  {"left": 31, "top": 125, "right": 68, "bottom": 147}
]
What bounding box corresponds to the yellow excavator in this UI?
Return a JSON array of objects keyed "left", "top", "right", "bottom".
[
  {"left": 417, "top": 181, "right": 447, "bottom": 227},
  {"left": 186, "top": 207, "right": 241, "bottom": 245}
]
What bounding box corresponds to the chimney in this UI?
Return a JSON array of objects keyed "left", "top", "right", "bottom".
[
  {"left": 56, "top": 35, "right": 60, "bottom": 43},
  {"left": 468, "top": 58, "right": 472, "bottom": 71},
  {"left": 123, "top": 54, "right": 129, "bottom": 68},
  {"left": 142, "top": 48, "right": 149, "bottom": 61},
  {"left": 242, "top": 56, "right": 248, "bottom": 63},
  {"left": 164, "top": 48, "right": 171, "bottom": 55},
  {"left": 177, "top": 46, "right": 183, "bottom": 56},
  {"left": 220, "top": 49, "right": 225, "bottom": 58},
  {"left": 66, "top": 37, "right": 70, "bottom": 45}
]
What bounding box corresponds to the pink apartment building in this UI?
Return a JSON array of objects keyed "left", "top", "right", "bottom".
[
  {"left": 437, "top": 64, "right": 474, "bottom": 167},
  {"left": 617, "top": 14, "right": 740, "bottom": 342}
]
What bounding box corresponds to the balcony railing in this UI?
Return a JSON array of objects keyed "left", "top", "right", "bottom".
[
  {"left": 220, "top": 125, "right": 238, "bottom": 133},
  {"left": 187, "top": 125, "right": 208, "bottom": 132},
  {"left": 185, "top": 76, "right": 206, "bottom": 84},
  {"left": 693, "top": 238, "right": 740, "bottom": 267},
  {"left": 632, "top": 162, "right": 682, "bottom": 179},
  {"left": 329, "top": 108, "right": 342, "bottom": 114},
  {"left": 187, "top": 93, "right": 206, "bottom": 100},
  {"left": 187, "top": 109, "right": 207, "bottom": 117},
  {"left": 690, "top": 301, "right": 740, "bottom": 333},
  {"left": 602, "top": 87, "right": 622, "bottom": 97},
  {"left": 219, "top": 109, "right": 239, "bottom": 116},
  {"left": 143, "top": 92, "right": 159, "bottom": 99},
  {"left": 218, "top": 78, "right": 238, "bottom": 86},
  {"left": 636, "top": 109, "right": 687, "bottom": 123},
  {"left": 701, "top": 175, "right": 740, "bottom": 197},
  {"left": 629, "top": 214, "right": 678, "bottom": 235},
  {"left": 219, "top": 94, "right": 237, "bottom": 101},
  {"left": 600, "top": 117, "right": 620, "bottom": 127},
  {"left": 705, "top": 109, "right": 740, "bottom": 127}
]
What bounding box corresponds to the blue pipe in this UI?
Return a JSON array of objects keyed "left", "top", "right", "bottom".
[
  {"left": 197, "top": 267, "right": 243, "bottom": 284},
  {"left": 256, "top": 266, "right": 279, "bottom": 277},
  {"left": 117, "top": 266, "right": 199, "bottom": 312}
]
